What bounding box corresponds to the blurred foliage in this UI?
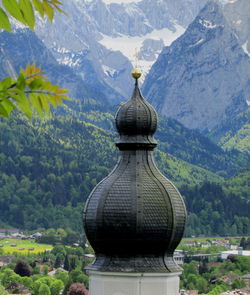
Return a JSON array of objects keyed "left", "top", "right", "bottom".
[
  {"left": 0, "top": 64, "right": 69, "bottom": 118},
  {"left": 0, "top": 0, "right": 68, "bottom": 119},
  {"left": 181, "top": 256, "right": 250, "bottom": 294}
]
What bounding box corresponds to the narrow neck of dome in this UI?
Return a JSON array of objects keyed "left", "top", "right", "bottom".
[
  {"left": 132, "top": 80, "right": 143, "bottom": 101},
  {"left": 116, "top": 136, "right": 157, "bottom": 151}
]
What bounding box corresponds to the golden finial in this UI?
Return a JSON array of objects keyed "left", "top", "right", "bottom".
[
  {"left": 132, "top": 48, "right": 141, "bottom": 80},
  {"left": 132, "top": 68, "right": 141, "bottom": 79}
]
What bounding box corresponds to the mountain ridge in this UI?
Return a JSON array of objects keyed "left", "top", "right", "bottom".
[{"left": 142, "top": 0, "right": 250, "bottom": 132}]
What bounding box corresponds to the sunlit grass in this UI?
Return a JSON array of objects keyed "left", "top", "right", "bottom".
[{"left": 0, "top": 238, "right": 52, "bottom": 255}]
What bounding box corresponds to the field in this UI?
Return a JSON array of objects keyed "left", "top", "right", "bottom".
[
  {"left": 182, "top": 236, "right": 243, "bottom": 243},
  {"left": 0, "top": 238, "right": 52, "bottom": 255}
]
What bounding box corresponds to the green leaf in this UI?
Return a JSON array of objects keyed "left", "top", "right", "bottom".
[
  {"left": 0, "top": 77, "right": 13, "bottom": 90},
  {"left": 39, "top": 93, "right": 50, "bottom": 113},
  {"left": 0, "top": 97, "right": 15, "bottom": 116},
  {"left": 15, "top": 93, "right": 32, "bottom": 119},
  {"left": 8, "top": 87, "right": 24, "bottom": 100},
  {"left": 50, "top": 0, "right": 63, "bottom": 4},
  {"left": 51, "top": 0, "right": 66, "bottom": 15},
  {"left": 48, "top": 95, "right": 57, "bottom": 108},
  {"left": 53, "top": 4, "right": 65, "bottom": 14},
  {"left": 32, "top": 0, "right": 44, "bottom": 17},
  {"left": 2, "top": 0, "right": 26, "bottom": 25},
  {"left": 42, "top": 0, "right": 54, "bottom": 22},
  {"left": 0, "top": 103, "right": 9, "bottom": 117},
  {"left": 16, "top": 73, "right": 26, "bottom": 91},
  {"left": 0, "top": 8, "right": 11, "bottom": 32},
  {"left": 29, "top": 93, "right": 43, "bottom": 116},
  {"left": 29, "top": 78, "right": 43, "bottom": 90},
  {"left": 19, "top": 0, "right": 35, "bottom": 30}
]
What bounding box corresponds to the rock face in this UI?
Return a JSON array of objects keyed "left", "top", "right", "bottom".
[
  {"left": 34, "top": 0, "right": 131, "bottom": 103},
  {"left": 142, "top": 1, "right": 250, "bottom": 132},
  {"left": 34, "top": 0, "right": 207, "bottom": 100},
  {"left": 139, "top": 39, "right": 165, "bottom": 61},
  {"left": 224, "top": 0, "right": 250, "bottom": 58},
  {"left": 0, "top": 29, "right": 113, "bottom": 107}
]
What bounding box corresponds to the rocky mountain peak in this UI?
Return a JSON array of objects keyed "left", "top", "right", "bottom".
[{"left": 142, "top": 0, "right": 250, "bottom": 132}]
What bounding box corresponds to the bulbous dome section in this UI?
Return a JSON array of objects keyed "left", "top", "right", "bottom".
[
  {"left": 115, "top": 82, "right": 157, "bottom": 138},
  {"left": 83, "top": 150, "right": 187, "bottom": 273},
  {"left": 83, "top": 70, "right": 187, "bottom": 274}
]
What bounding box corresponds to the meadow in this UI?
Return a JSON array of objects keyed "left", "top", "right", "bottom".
[{"left": 0, "top": 238, "right": 52, "bottom": 255}]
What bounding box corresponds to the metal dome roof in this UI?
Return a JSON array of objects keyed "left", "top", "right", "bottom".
[
  {"left": 115, "top": 80, "right": 157, "bottom": 148},
  {"left": 83, "top": 74, "right": 187, "bottom": 273}
]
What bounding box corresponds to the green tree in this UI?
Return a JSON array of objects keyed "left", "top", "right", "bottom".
[
  {"left": 209, "top": 284, "right": 228, "bottom": 295},
  {"left": 236, "top": 256, "right": 250, "bottom": 273},
  {"left": 33, "top": 277, "right": 54, "bottom": 295},
  {"left": 39, "top": 283, "right": 51, "bottom": 295},
  {"left": 199, "top": 261, "right": 209, "bottom": 275},
  {"left": 54, "top": 254, "right": 64, "bottom": 268},
  {"left": 196, "top": 277, "right": 208, "bottom": 293},
  {"left": 64, "top": 254, "right": 70, "bottom": 271},
  {"left": 55, "top": 272, "right": 69, "bottom": 286},
  {"left": 0, "top": 268, "right": 21, "bottom": 287},
  {"left": 50, "top": 279, "right": 64, "bottom": 295},
  {"left": 240, "top": 237, "right": 246, "bottom": 249},
  {"left": 0, "top": 284, "right": 8, "bottom": 295},
  {"left": 52, "top": 245, "right": 67, "bottom": 257},
  {"left": 69, "top": 269, "right": 88, "bottom": 286},
  {"left": 20, "top": 276, "right": 33, "bottom": 289},
  {"left": 232, "top": 278, "right": 247, "bottom": 289},
  {"left": 69, "top": 256, "right": 78, "bottom": 271}
]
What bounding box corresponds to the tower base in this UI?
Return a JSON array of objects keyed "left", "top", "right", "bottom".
[{"left": 88, "top": 271, "right": 181, "bottom": 295}]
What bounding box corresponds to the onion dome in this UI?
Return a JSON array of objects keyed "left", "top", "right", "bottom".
[
  {"left": 83, "top": 69, "right": 187, "bottom": 273},
  {"left": 115, "top": 70, "right": 157, "bottom": 149}
]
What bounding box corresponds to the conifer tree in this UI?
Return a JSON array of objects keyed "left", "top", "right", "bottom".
[
  {"left": 54, "top": 254, "right": 62, "bottom": 269},
  {"left": 64, "top": 254, "right": 70, "bottom": 271}
]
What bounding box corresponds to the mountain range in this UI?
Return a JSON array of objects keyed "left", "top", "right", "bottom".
[{"left": 3, "top": 0, "right": 248, "bottom": 135}]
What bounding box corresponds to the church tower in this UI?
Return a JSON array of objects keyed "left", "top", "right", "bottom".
[{"left": 83, "top": 69, "right": 187, "bottom": 295}]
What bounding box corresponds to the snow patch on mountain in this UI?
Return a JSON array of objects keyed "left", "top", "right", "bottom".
[
  {"left": 234, "top": 19, "right": 242, "bottom": 25},
  {"left": 189, "top": 38, "right": 204, "bottom": 47},
  {"left": 242, "top": 42, "right": 250, "bottom": 57},
  {"left": 58, "top": 55, "right": 81, "bottom": 67},
  {"left": 99, "top": 24, "right": 185, "bottom": 79},
  {"left": 33, "top": 0, "right": 208, "bottom": 102},
  {"left": 102, "top": 65, "right": 118, "bottom": 77},
  {"left": 199, "top": 19, "right": 224, "bottom": 29}
]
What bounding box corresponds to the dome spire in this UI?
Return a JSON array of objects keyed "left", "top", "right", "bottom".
[
  {"left": 83, "top": 72, "right": 187, "bottom": 274},
  {"left": 115, "top": 69, "right": 157, "bottom": 150}
]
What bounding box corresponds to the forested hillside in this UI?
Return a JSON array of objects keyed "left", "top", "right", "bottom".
[
  {"left": 0, "top": 107, "right": 249, "bottom": 236},
  {"left": 156, "top": 118, "right": 248, "bottom": 177},
  {"left": 208, "top": 108, "right": 250, "bottom": 155},
  {"left": 181, "top": 182, "right": 249, "bottom": 236}
]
